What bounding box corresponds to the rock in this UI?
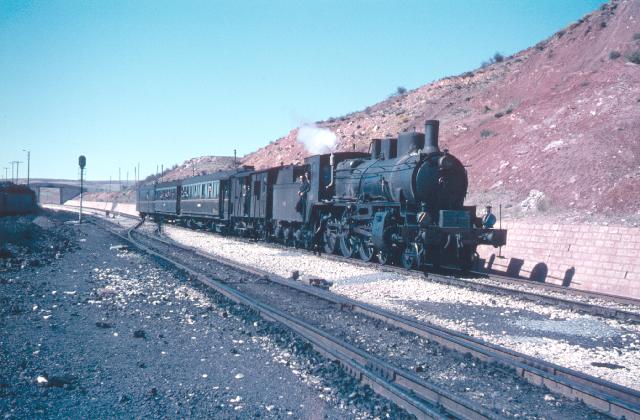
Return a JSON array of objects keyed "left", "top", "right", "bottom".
[
  {"left": 133, "top": 329, "right": 146, "bottom": 339},
  {"left": 119, "top": 394, "right": 130, "bottom": 403},
  {"left": 36, "top": 375, "right": 48, "bottom": 385},
  {"left": 591, "top": 361, "right": 625, "bottom": 369},
  {"left": 32, "top": 216, "right": 54, "bottom": 230},
  {"left": 234, "top": 373, "right": 244, "bottom": 379},
  {"left": 95, "top": 321, "right": 112, "bottom": 329},
  {"left": 47, "top": 375, "right": 76, "bottom": 389},
  {"left": 520, "top": 189, "right": 549, "bottom": 212}
]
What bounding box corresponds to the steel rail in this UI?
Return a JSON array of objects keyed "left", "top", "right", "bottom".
[
  {"left": 256, "top": 239, "right": 640, "bottom": 323},
  {"left": 88, "top": 218, "right": 497, "bottom": 420},
  {"left": 133, "top": 227, "right": 640, "bottom": 420},
  {"left": 58, "top": 203, "right": 640, "bottom": 315}
]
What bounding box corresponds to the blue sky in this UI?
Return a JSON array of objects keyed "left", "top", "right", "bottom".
[{"left": 1, "top": 0, "right": 604, "bottom": 181}]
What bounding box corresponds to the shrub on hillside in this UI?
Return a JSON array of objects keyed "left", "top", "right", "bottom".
[
  {"left": 480, "top": 129, "right": 494, "bottom": 139},
  {"left": 609, "top": 51, "right": 621, "bottom": 60},
  {"left": 481, "top": 52, "right": 505, "bottom": 68},
  {"left": 634, "top": 33, "right": 640, "bottom": 40},
  {"left": 626, "top": 50, "right": 640, "bottom": 64}
]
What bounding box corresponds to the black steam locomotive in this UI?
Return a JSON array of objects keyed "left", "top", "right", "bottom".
[{"left": 137, "top": 120, "right": 506, "bottom": 269}]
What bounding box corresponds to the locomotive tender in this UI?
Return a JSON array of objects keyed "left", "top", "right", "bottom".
[{"left": 137, "top": 120, "right": 507, "bottom": 269}]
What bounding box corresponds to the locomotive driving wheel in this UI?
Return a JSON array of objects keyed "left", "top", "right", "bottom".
[
  {"left": 338, "top": 218, "right": 354, "bottom": 258},
  {"left": 323, "top": 217, "right": 339, "bottom": 254},
  {"left": 358, "top": 237, "right": 375, "bottom": 262}
]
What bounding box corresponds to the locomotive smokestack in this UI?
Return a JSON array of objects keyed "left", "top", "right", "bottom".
[{"left": 424, "top": 120, "right": 440, "bottom": 154}]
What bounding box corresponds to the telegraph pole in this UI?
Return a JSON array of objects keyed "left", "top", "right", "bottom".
[
  {"left": 78, "top": 156, "right": 86, "bottom": 223},
  {"left": 3, "top": 167, "right": 8, "bottom": 180},
  {"left": 22, "top": 150, "right": 30, "bottom": 186},
  {"left": 10, "top": 161, "right": 22, "bottom": 183}
]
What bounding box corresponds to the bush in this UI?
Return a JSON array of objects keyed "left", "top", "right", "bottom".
[
  {"left": 396, "top": 86, "right": 407, "bottom": 95},
  {"left": 494, "top": 112, "right": 504, "bottom": 118},
  {"left": 633, "top": 33, "right": 640, "bottom": 41},
  {"left": 609, "top": 51, "right": 621, "bottom": 60},
  {"left": 626, "top": 50, "right": 640, "bottom": 64},
  {"left": 480, "top": 129, "right": 494, "bottom": 138},
  {"left": 480, "top": 52, "right": 505, "bottom": 68}
]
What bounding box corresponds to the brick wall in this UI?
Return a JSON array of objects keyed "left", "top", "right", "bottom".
[{"left": 476, "top": 221, "right": 640, "bottom": 299}]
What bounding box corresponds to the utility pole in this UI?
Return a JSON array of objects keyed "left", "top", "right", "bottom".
[
  {"left": 3, "top": 167, "right": 8, "bottom": 180},
  {"left": 109, "top": 176, "right": 112, "bottom": 192},
  {"left": 234, "top": 149, "right": 237, "bottom": 167},
  {"left": 126, "top": 170, "right": 129, "bottom": 187},
  {"left": 22, "top": 150, "right": 30, "bottom": 186},
  {"left": 161, "top": 164, "right": 163, "bottom": 182},
  {"left": 137, "top": 162, "right": 140, "bottom": 183},
  {"left": 134, "top": 167, "right": 137, "bottom": 186},
  {"left": 10, "top": 161, "right": 22, "bottom": 183},
  {"left": 118, "top": 167, "right": 121, "bottom": 191},
  {"left": 78, "top": 156, "right": 86, "bottom": 223}
]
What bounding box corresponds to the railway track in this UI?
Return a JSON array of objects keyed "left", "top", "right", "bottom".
[
  {"left": 81, "top": 213, "right": 639, "bottom": 419},
  {"left": 121, "top": 222, "right": 495, "bottom": 419},
  {"left": 165, "top": 220, "right": 640, "bottom": 324},
  {"left": 52, "top": 204, "right": 640, "bottom": 322}
]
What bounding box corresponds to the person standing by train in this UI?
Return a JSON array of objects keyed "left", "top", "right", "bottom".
[
  {"left": 295, "top": 172, "right": 311, "bottom": 221},
  {"left": 482, "top": 205, "right": 496, "bottom": 229}
]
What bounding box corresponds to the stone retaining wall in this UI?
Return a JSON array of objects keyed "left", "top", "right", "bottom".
[{"left": 476, "top": 221, "right": 640, "bottom": 299}]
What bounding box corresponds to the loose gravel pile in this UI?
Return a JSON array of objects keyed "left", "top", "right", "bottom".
[
  {"left": 0, "top": 222, "right": 406, "bottom": 418},
  {"left": 0, "top": 211, "right": 77, "bottom": 272},
  {"left": 161, "top": 224, "right": 640, "bottom": 391}
]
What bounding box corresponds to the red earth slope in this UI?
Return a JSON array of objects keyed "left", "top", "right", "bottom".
[{"left": 242, "top": 0, "right": 640, "bottom": 219}]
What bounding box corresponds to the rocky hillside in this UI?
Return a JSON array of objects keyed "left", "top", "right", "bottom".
[{"left": 242, "top": 0, "right": 640, "bottom": 220}]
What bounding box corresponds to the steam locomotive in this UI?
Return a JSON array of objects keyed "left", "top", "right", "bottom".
[{"left": 137, "top": 120, "right": 506, "bottom": 269}]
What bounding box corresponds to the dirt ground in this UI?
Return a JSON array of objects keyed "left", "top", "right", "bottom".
[{"left": 0, "top": 216, "right": 405, "bottom": 418}]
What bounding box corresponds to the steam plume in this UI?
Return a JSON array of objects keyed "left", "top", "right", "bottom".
[{"left": 297, "top": 125, "right": 337, "bottom": 154}]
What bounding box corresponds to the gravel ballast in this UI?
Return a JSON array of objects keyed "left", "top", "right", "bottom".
[
  {"left": 160, "top": 224, "right": 640, "bottom": 391},
  {"left": 0, "top": 221, "right": 405, "bottom": 418}
]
